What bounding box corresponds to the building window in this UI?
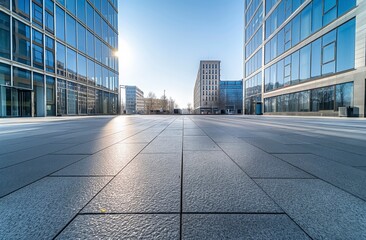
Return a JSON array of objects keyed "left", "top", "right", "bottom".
[
  {"left": 0, "top": 62, "right": 11, "bottom": 86},
  {"left": 56, "top": 42, "right": 66, "bottom": 76},
  {"left": 32, "top": 29, "right": 44, "bottom": 69},
  {"left": 46, "top": 36, "right": 55, "bottom": 73},
  {"left": 66, "top": 14, "right": 76, "bottom": 48},
  {"left": 32, "top": 1, "right": 43, "bottom": 28},
  {"left": 13, "top": 0, "right": 30, "bottom": 20},
  {"left": 66, "top": 47, "right": 77, "bottom": 80},
  {"left": 12, "top": 19, "right": 31, "bottom": 65},
  {"left": 0, "top": 11, "right": 10, "bottom": 59},
  {"left": 56, "top": 6, "right": 65, "bottom": 41},
  {"left": 13, "top": 66, "right": 31, "bottom": 89}
]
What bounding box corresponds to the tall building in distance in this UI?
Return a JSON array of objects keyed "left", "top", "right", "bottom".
[
  {"left": 244, "top": 0, "right": 366, "bottom": 117},
  {"left": 219, "top": 80, "right": 243, "bottom": 114},
  {"left": 0, "top": 0, "right": 119, "bottom": 117},
  {"left": 193, "top": 60, "right": 221, "bottom": 114},
  {"left": 125, "top": 85, "right": 144, "bottom": 114}
]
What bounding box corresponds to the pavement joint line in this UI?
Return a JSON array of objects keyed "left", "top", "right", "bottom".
[
  {"left": 49, "top": 175, "right": 116, "bottom": 177},
  {"left": 77, "top": 212, "right": 292, "bottom": 215},
  {"left": 52, "top": 117, "right": 179, "bottom": 240},
  {"left": 189, "top": 116, "right": 314, "bottom": 240},
  {"left": 179, "top": 117, "right": 185, "bottom": 240}
]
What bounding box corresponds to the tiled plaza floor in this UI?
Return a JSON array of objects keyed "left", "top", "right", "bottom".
[{"left": 1, "top": 115, "right": 366, "bottom": 239}]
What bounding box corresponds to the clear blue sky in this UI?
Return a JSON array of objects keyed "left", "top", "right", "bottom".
[{"left": 118, "top": 0, "right": 244, "bottom": 108}]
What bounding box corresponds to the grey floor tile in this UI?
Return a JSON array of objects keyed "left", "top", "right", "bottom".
[
  {"left": 82, "top": 153, "right": 181, "bottom": 213},
  {"left": 240, "top": 138, "right": 313, "bottom": 154},
  {"left": 159, "top": 129, "right": 183, "bottom": 136},
  {"left": 275, "top": 153, "right": 366, "bottom": 200},
  {"left": 0, "top": 143, "right": 74, "bottom": 169},
  {"left": 182, "top": 214, "right": 310, "bottom": 240},
  {"left": 0, "top": 177, "right": 111, "bottom": 239},
  {"left": 219, "top": 143, "right": 313, "bottom": 179},
  {"left": 256, "top": 179, "right": 366, "bottom": 240},
  {"left": 121, "top": 132, "right": 160, "bottom": 143},
  {"left": 142, "top": 136, "right": 182, "bottom": 153},
  {"left": 184, "top": 129, "right": 206, "bottom": 136},
  {"left": 308, "top": 145, "right": 366, "bottom": 166},
  {"left": 53, "top": 144, "right": 146, "bottom": 176},
  {"left": 356, "top": 166, "right": 366, "bottom": 171},
  {"left": 0, "top": 154, "right": 87, "bottom": 197},
  {"left": 183, "top": 136, "right": 220, "bottom": 151},
  {"left": 183, "top": 151, "right": 281, "bottom": 212},
  {"left": 57, "top": 214, "right": 179, "bottom": 239}
]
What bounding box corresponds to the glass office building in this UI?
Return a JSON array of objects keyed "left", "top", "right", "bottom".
[
  {"left": 219, "top": 80, "right": 243, "bottom": 114},
  {"left": 244, "top": 0, "right": 366, "bottom": 117},
  {"left": 0, "top": 0, "right": 119, "bottom": 117}
]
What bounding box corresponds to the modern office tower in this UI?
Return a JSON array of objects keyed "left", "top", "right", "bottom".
[
  {"left": 0, "top": 0, "right": 119, "bottom": 117},
  {"left": 244, "top": 0, "right": 366, "bottom": 117},
  {"left": 193, "top": 60, "right": 221, "bottom": 114},
  {"left": 219, "top": 80, "right": 243, "bottom": 114},
  {"left": 125, "top": 85, "right": 144, "bottom": 114}
]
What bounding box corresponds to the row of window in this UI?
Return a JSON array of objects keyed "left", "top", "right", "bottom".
[
  {"left": 56, "top": 41, "right": 119, "bottom": 92},
  {"left": 264, "top": 82, "right": 353, "bottom": 113},
  {"left": 245, "top": 72, "right": 262, "bottom": 98},
  {"left": 202, "top": 63, "right": 219, "bottom": 69},
  {"left": 246, "top": 0, "right": 262, "bottom": 25},
  {"left": 57, "top": 78, "right": 118, "bottom": 115},
  {"left": 56, "top": 0, "right": 118, "bottom": 31},
  {"left": 265, "top": 0, "right": 356, "bottom": 64},
  {"left": 265, "top": 0, "right": 306, "bottom": 39},
  {"left": 202, "top": 75, "right": 218, "bottom": 80},
  {"left": 202, "top": 85, "right": 218, "bottom": 91},
  {"left": 0, "top": 11, "right": 118, "bottom": 74},
  {"left": 202, "top": 69, "right": 218, "bottom": 74},
  {"left": 55, "top": 4, "right": 118, "bottom": 53},
  {"left": 245, "top": 26, "right": 262, "bottom": 59},
  {"left": 245, "top": 49, "right": 262, "bottom": 77},
  {"left": 202, "top": 80, "right": 218, "bottom": 85},
  {"left": 264, "top": 18, "right": 355, "bottom": 92},
  {"left": 202, "top": 96, "right": 218, "bottom": 102},
  {"left": 202, "top": 91, "right": 218, "bottom": 96},
  {"left": 245, "top": 3, "right": 263, "bottom": 42}
]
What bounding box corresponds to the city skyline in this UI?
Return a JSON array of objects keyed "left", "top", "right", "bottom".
[{"left": 118, "top": 0, "right": 244, "bottom": 108}]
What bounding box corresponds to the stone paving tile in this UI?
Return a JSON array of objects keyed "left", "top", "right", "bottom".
[
  {"left": 184, "top": 128, "right": 206, "bottom": 136},
  {"left": 357, "top": 166, "right": 366, "bottom": 172},
  {"left": 218, "top": 143, "right": 313, "bottom": 179},
  {"left": 121, "top": 132, "right": 160, "bottom": 143},
  {"left": 142, "top": 136, "right": 182, "bottom": 153},
  {"left": 53, "top": 144, "right": 146, "bottom": 176},
  {"left": 0, "top": 154, "right": 87, "bottom": 197},
  {"left": 307, "top": 145, "right": 366, "bottom": 166},
  {"left": 0, "top": 143, "right": 74, "bottom": 169},
  {"left": 0, "top": 177, "right": 111, "bottom": 239},
  {"left": 57, "top": 214, "right": 180, "bottom": 239},
  {"left": 182, "top": 214, "right": 310, "bottom": 240},
  {"left": 183, "top": 151, "right": 281, "bottom": 213},
  {"left": 82, "top": 153, "right": 181, "bottom": 213},
  {"left": 275, "top": 154, "right": 366, "bottom": 200},
  {"left": 256, "top": 179, "right": 366, "bottom": 240},
  {"left": 183, "top": 136, "right": 220, "bottom": 151},
  {"left": 239, "top": 138, "right": 313, "bottom": 154},
  {"left": 159, "top": 129, "right": 183, "bottom": 136}
]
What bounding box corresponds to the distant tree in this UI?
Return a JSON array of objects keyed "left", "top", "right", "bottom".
[{"left": 145, "top": 92, "right": 156, "bottom": 114}]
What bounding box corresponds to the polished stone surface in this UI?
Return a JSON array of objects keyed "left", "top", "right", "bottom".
[{"left": 1, "top": 115, "right": 366, "bottom": 239}]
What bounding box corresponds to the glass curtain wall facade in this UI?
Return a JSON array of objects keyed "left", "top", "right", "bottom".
[
  {"left": 244, "top": 0, "right": 366, "bottom": 117},
  {"left": 219, "top": 80, "right": 243, "bottom": 114},
  {"left": 0, "top": 0, "right": 119, "bottom": 117}
]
